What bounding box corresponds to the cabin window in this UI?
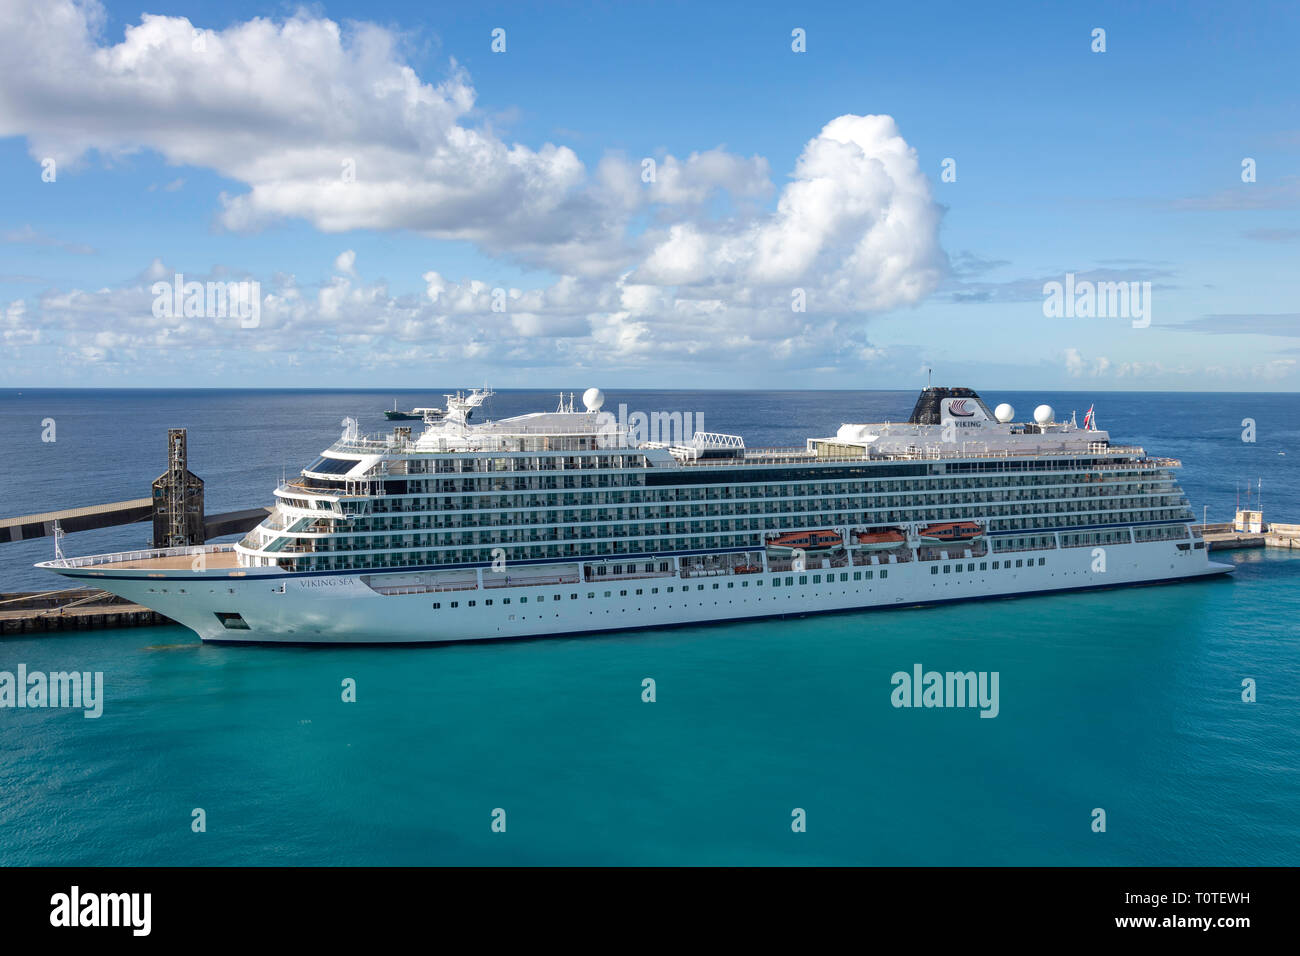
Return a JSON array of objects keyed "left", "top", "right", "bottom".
[{"left": 932, "top": 566, "right": 939, "bottom": 575}]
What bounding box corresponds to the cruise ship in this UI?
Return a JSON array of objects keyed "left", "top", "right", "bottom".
[{"left": 38, "top": 386, "right": 1232, "bottom": 644}]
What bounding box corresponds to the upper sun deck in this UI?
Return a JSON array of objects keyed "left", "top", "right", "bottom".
[
  {"left": 320, "top": 416, "right": 626, "bottom": 465},
  {"left": 306, "top": 386, "right": 1163, "bottom": 475}
]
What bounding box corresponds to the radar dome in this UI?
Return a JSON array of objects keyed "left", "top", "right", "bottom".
[
  {"left": 582, "top": 387, "right": 605, "bottom": 412},
  {"left": 1033, "top": 404, "right": 1055, "bottom": 425},
  {"left": 994, "top": 403, "right": 1015, "bottom": 423}
]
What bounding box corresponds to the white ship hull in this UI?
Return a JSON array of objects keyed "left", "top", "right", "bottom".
[{"left": 46, "top": 539, "right": 1231, "bottom": 645}]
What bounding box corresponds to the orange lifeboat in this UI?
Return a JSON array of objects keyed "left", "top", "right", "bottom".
[
  {"left": 918, "top": 521, "right": 983, "bottom": 542},
  {"left": 853, "top": 528, "right": 906, "bottom": 550},
  {"left": 765, "top": 529, "right": 843, "bottom": 554}
]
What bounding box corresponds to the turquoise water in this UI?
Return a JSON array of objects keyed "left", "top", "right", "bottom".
[
  {"left": 1, "top": 388, "right": 1298, "bottom": 864},
  {"left": 1, "top": 548, "right": 1296, "bottom": 866}
]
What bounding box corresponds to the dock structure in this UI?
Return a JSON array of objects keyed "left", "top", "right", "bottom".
[
  {"left": 1192, "top": 522, "right": 1300, "bottom": 551},
  {"left": 153, "top": 427, "right": 205, "bottom": 547},
  {"left": 0, "top": 589, "right": 171, "bottom": 636},
  {"left": 0, "top": 426, "right": 274, "bottom": 636},
  {"left": 0, "top": 427, "right": 270, "bottom": 549},
  {"left": 0, "top": 502, "right": 270, "bottom": 547},
  {"left": 1263, "top": 523, "right": 1300, "bottom": 549},
  {"left": 0, "top": 499, "right": 154, "bottom": 543},
  {"left": 202, "top": 507, "right": 275, "bottom": 540}
]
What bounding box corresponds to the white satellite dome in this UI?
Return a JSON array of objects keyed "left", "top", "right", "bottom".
[
  {"left": 1033, "top": 404, "right": 1055, "bottom": 425},
  {"left": 994, "top": 403, "right": 1015, "bottom": 423},
  {"left": 582, "top": 387, "right": 605, "bottom": 412}
]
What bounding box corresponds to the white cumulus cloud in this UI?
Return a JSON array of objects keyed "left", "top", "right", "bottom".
[{"left": 0, "top": 0, "right": 950, "bottom": 377}]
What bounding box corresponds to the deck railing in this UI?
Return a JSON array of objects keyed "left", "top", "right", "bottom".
[
  {"left": 368, "top": 582, "right": 478, "bottom": 596},
  {"left": 670, "top": 444, "right": 1168, "bottom": 468},
  {"left": 38, "top": 543, "right": 236, "bottom": 570}
]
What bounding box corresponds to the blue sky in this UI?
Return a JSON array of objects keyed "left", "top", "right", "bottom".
[{"left": 1, "top": 0, "right": 1297, "bottom": 388}]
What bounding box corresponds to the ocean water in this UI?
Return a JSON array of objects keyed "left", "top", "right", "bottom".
[{"left": 0, "top": 389, "right": 1297, "bottom": 865}]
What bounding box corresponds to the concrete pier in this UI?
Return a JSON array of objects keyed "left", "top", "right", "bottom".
[
  {"left": 1192, "top": 523, "right": 1300, "bottom": 551},
  {"left": 0, "top": 589, "right": 172, "bottom": 637}
]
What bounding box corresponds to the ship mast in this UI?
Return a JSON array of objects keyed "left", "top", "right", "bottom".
[{"left": 444, "top": 387, "right": 495, "bottom": 425}]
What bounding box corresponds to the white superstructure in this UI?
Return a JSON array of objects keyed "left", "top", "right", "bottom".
[{"left": 38, "top": 386, "right": 1232, "bottom": 644}]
